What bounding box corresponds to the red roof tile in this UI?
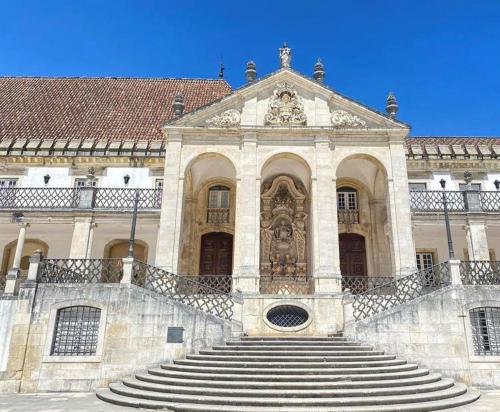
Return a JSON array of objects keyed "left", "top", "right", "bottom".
[
  {"left": 407, "top": 136, "right": 500, "bottom": 146},
  {"left": 0, "top": 77, "right": 231, "bottom": 141}
]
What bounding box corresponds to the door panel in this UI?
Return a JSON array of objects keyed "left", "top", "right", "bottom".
[
  {"left": 339, "top": 233, "right": 367, "bottom": 276},
  {"left": 200, "top": 233, "right": 233, "bottom": 276}
]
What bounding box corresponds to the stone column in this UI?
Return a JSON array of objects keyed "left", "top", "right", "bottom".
[
  {"left": 232, "top": 133, "right": 259, "bottom": 293},
  {"left": 4, "top": 222, "right": 30, "bottom": 295},
  {"left": 311, "top": 136, "right": 341, "bottom": 293},
  {"left": 68, "top": 216, "right": 95, "bottom": 259},
  {"left": 387, "top": 141, "right": 417, "bottom": 277},
  {"left": 155, "top": 133, "right": 183, "bottom": 272},
  {"left": 465, "top": 218, "right": 490, "bottom": 261}
]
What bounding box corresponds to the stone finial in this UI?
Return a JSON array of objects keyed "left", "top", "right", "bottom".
[
  {"left": 386, "top": 91, "right": 398, "bottom": 118},
  {"left": 246, "top": 60, "right": 257, "bottom": 83},
  {"left": 172, "top": 92, "right": 185, "bottom": 117},
  {"left": 313, "top": 58, "right": 325, "bottom": 83},
  {"left": 279, "top": 42, "right": 292, "bottom": 68}
]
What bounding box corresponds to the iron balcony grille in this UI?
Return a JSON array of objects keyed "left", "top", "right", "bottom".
[
  {"left": 409, "top": 191, "right": 466, "bottom": 212},
  {"left": 189, "top": 275, "right": 232, "bottom": 294},
  {"left": 470, "top": 307, "right": 500, "bottom": 356},
  {"left": 337, "top": 209, "right": 359, "bottom": 224},
  {"left": 352, "top": 262, "right": 451, "bottom": 321},
  {"left": 207, "top": 208, "right": 230, "bottom": 224},
  {"left": 131, "top": 260, "right": 234, "bottom": 321},
  {"left": 341, "top": 276, "right": 393, "bottom": 295},
  {"left": 0, "top": 274, "right": 5, "bottom": 293},
  {"left": 0, "top": 187, "right": 162, "bottom": 211},
  {"left": 38, "top": 259, "right": 124, "bottom": 284},
  {"left": 479, "top": 192, "right": 500, "bottom": 212},
  {"left": 460, "top": 261, "right": 500, "bottom": 285},
  {"left": 51, "top": 306, "right": 101, "bottom": 356}
]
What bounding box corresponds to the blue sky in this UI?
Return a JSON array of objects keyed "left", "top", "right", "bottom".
[{"left": 1, "top": 0, "right": 499, "bottom": 136}]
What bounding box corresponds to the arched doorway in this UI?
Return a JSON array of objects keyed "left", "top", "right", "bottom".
[
  {"left": 104, "top": 239, "right": 148, "bottom": 262},
  {"left": 339, "top": 233, "right": 367, "bottom": 276},
  {"left": 199, "top": 232, "right": 233, "bottom": 276}
]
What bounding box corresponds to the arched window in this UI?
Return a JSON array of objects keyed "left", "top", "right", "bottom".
[
  {"left": 207, "top": 185, "right": 230, "bottom": 223},
  {"left": 470, "top": 307, "right": 500, "bottom": 355},
  {"left": 51, "top": 306, "right": 101, "bottom": 356}
]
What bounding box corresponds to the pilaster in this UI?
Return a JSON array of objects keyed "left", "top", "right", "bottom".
[
  {"left": 68, "top": 216, "right": 95, "bottom": 259},
  {"left": 465, "top": 217, "right": 490, "bottom": 261}
]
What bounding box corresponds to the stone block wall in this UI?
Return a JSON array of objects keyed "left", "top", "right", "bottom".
[
  {"left": 0, "top": 283, "right": 231, "bottom": 393},
  {"left": 344, "top": 285, "right": 500, "bottom": 388}
]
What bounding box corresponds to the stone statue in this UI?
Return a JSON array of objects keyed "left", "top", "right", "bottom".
[
  {"left": 279, "top": 42, "right": 291, "bottom": 68},
  {"left": 274, "top": 220, "right": 292, "bottom": 242}
]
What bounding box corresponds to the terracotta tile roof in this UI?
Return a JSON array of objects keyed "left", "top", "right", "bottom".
[
  {"left": 407, "top": 136, "right": 500, "bottom": 146},
  {"left": 0, "top": 77, "right": 232, "bottom": 141}
]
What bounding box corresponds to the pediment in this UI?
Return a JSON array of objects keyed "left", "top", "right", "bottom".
[{"left": 164, "top": 69, "right": 408, "bottom": 130}]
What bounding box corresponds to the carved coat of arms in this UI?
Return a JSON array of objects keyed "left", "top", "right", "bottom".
[{"left": 264, "top": 82, "right": 307, "bottom": 126}]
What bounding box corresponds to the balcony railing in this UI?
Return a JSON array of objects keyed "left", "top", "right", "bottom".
[
  {"left": 410, "top": 190, "right": 500, "bottom": 213},
  {"left": 0, "top": 187, "right": 162, "bottom": 211},
  {"left": 460, "top": 260, "right": 500, "bottom": 285},
  {"left": 260, "top": 274, "right": 313, "bottom": 295},
  {"left": 342, "top": 275, "right": 393, "bottom": 294},
  {"left": 337, "top": 209, "right": 359, "bottom": 224},
  {"left": 207, "top": 208, "right": 230, "bottom": 224}
]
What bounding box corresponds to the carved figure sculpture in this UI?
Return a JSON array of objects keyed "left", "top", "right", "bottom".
[
  {"left": 264, "top": 82, "right": 307, "bottom": 126},
  {"left": 206, "top": 109, "right": 241, "bottom": 127},
  {"left": 330, "top": 110, "right": 367, "bottom": 129}
]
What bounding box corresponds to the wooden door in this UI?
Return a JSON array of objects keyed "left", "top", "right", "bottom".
[
  {"left": 339, "top": 233, "right": 367, "bottom": 276},
  {"left": 199, "top": 233, "right": 233, "bottom": 276}
]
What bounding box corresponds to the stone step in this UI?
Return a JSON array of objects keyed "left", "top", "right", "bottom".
[
  {"left": 215, "top": 344, "right": 373, "bottom": 351},
  {"left": 104, "top": 381, "right": 469, "bottom": 407},
  {"left": 148, "top": 366, "right": 431, "bottom": 382},
  {"left": 226, "top": 340, "right": 361, "bottom": 346},
  {"left": 186, "top": 354, "right": 396, "bottom": 362},
  {"left": 122, "top": 376, "right": 455, "bottom": 397},
  {"left": 96, "top": 388, "right": 481, "bottom": 411},
  {"left": 135, "top": 370, "right": 443, "bottom": 389},
  {"left": 160, "top": 362, "right": 419, "bottom": 375},
  {"left": 240, "top": 336, "right": 348, "bottom": 341},
  {"left": 205, "top": 348, "right": 382, "bottom": 355},
  {"left": 173, "top": 358, "right": 407, "bottom": 368}
]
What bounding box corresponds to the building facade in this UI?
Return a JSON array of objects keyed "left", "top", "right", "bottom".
[{"left": 1, "top": 46, "right": 500, "bottom": 395}]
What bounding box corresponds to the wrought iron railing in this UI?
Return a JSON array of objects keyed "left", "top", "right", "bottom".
[
  {"left": 0, "top": 187, "right": 162, "bottom": 211},
  {"left": 479, "top": 192, "right": 500, "bottom": 212},
  {"left": 460, "top": 261, "right": 500, "bottom": 285},
  {"left": 38, "top": 259, "right": 124, "bottom": 284},
  {"left": 131, "top": 261, "right": 234, "bottom": 321},
  {"left": 352, "top": 262, "right": 451, "bottom": 321},
  {"left": 189, "top": 275, "right": 232, "bottom": 293},
  {"left": 342, "top": 275, "right": 393, "bottom": 295},
  {"left": 260, "top": 275, "right": 313, "bottom": 295},
  {"left": 0, "top": 274, "right": 5, "bottom": 293},
  {"left": 409, "top": 191, "right": 466, "bottom": 212},
  {"left": 410, "top": 190, "right": 500, "bottom": 213},
  {"left": 337, "top": 209, "right": 359, "bottom": 224},
  {"left": 207, "top": 208, "right": 230, "bottom": 224}
]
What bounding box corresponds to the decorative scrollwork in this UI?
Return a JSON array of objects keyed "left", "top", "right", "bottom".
[
  {"left": 206, "top": 109, "right": 241, "bottom": 127},
  {"left": 352, "top": 263, "right": 451, "bottom": 321},
  {"left": 330, "top": 110, "right": 367, "bottom": 129},
  {"left": 264, "top": 82, "right": 307, "bottom": 126}
]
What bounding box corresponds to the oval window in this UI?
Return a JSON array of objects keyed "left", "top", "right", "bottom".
[{"left": 266, "top": 305, "right": 309, "bottom": 328}]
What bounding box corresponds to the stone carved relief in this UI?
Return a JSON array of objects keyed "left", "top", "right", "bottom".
[
  {"left": 260, "top": 176, "right": 308, "bottom": 278},
  {"left": 330, "top": 110, "right": 367, "bottom": 129},
  {"left": 206, "top": 109, "right": 241, "bottom": 127},
  {"left": 264, "top": 82, "right": 307, "bottom": 126}
]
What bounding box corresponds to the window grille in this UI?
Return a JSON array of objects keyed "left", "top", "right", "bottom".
[
  {"left": 51, "top": 306, "right": 101, "bottom": 356},
  {"left": 0, "top": 178, "right": 18, "bottom": 188},
  {"left": 470, "top": 307, "right": 500, "bottom": 356}
]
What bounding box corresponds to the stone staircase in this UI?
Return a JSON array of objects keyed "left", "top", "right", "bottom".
[{"left": 96, "top": 335, "right": 480, "bottom": 411}]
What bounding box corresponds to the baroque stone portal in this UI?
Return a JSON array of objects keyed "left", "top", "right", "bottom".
[{"left": 260, "top": 175, "right": 308, "bottom": 278}]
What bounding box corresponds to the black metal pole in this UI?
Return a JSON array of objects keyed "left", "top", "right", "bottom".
[
  {"left": 441, "top": 188, "right": 455, "bottom": 259},
  {"left": 128, "top": 189, "right": 139, "bottom": 258}
]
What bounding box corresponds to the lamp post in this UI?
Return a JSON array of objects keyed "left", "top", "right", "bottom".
[
  {"left": 494, "top": 180, "right": 500, "bottom": 191},
  {"left": 124, "top": 175, "right": 140, "bottom": 258},
  {"left": 440, "top": 179, "right": 455, "bottom": 259}
]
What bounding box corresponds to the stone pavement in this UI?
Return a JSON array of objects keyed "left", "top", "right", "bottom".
[{"left": 0, "top": 390, "right": 499, "bottom": 411}]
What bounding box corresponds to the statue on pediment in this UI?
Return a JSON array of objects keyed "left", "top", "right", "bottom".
[
  {"left": 279, "top": 42, "right": 292, "bottom": 68},
  {"left": 264, "top": 82, "right": 307, "bottom": 126}
]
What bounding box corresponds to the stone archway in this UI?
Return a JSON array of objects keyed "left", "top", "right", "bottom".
[{"left": 260, "top": 175, "right": 308, "bottom": 279}]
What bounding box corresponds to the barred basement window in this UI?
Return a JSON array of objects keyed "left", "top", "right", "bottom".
[
  {"left": 51, "top": 306, "right": 101, "bottom": 356},
  {"left": 470, "top": 307, "right": 500, "bottom": 356}
]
